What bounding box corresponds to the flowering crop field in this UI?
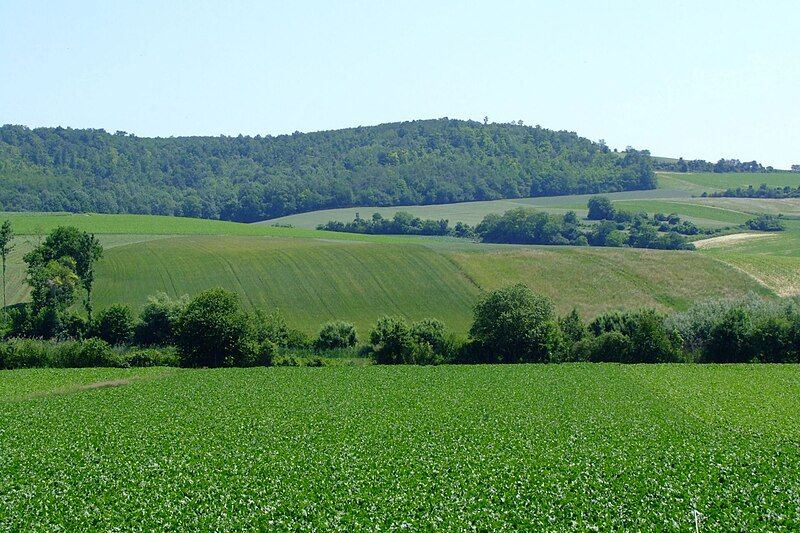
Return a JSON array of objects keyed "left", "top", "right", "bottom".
[{"left": 1, "top": 365, "right": 799, "bottom": 530}]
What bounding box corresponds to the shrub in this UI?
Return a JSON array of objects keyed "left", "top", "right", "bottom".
[
  {"left": 126, "top": 347, "right": 181, "bottom": 367},
  {"left": 134, "top": 292, "right": 188, "bottom": 346},
  {"left": 410, "top": 319, "right": 447, "bottom": 354},
  {"left": 559, "top": 309, "right": 587, "bottom": 344},
  {"left": 469, "top": 284, "right": 561, "bottom": 363},
  {"left": 59, "top": 313, "right": 89, "bottom": 340},
  {"left": 0, "top": 338, "right": 126, "bottom": 369},
  {"left": 284, "top": 329, "right": 312, "bottom": 349},
  {"left": 587, "top": 196, "right": 616, "bottom": 220},
  {"left": 67, "top": 338, "right": 126, "bottom": 367},
  {"left": 589, "top": 310, "right": 636, "bottom": 337},
  {"left": 92, "top": 304, "right": 134, "bottom": 345},
  {"left": 587, "top": 331, "right": 631, "bottom": 363},
  {"left": 746, "top": 214, "right": 785, "bottom": 231},
  {"left": 315, "top": 321, "right": 358, "bottom": 351},
  {"left": 704, "top": 308, "right": 753, "bottom": 363},
  {"left": 256, "top": 340, "right": 277, "bottom": 367},
  {"left": 750, "top": 315, "right": 795, "bottom": 363},
  {"left": 252, "top": 310, "right": 290, "bottom": 346},
  {"left": 624, "top": 309, "right": 680, "bottom": 363},
  {"left": 0, "top": 339, "right": 54, "bottom": 368},
  {"left": 666, "top": 294, "right": 797, "bottom": 358},
  {"left": 369, "top": 316, "right": 413, "bottom": 364},
  {"left": 174, "top": 288, "right": 256, "bottom": 367},
  {"left": 408, "top": 340, "right": 443, "bottom": 365}
]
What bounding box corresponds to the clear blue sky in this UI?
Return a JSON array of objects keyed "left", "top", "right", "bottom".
[{"left": 1, "top": 0, "right": 798, "bottom": 167}]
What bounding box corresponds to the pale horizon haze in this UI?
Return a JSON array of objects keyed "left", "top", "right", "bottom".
[{"left": 1, "top": 0, "right": 798, "bottom": 168}]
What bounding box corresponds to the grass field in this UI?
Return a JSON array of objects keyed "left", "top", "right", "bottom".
[
  {"left": 92, "top": 236, "right": 482, "bottom": 334},
  {"left": 78, "top": 236, "right": 769, "bottom": 333},
  {"left": 1, "top": 365, "right": 799, "bottom": 530},
  {"left": 657, "top": 171, "right": 800, "bottom": 193},
  {"left": 264, "top": 189, "right": 691, "bottom": 229}
]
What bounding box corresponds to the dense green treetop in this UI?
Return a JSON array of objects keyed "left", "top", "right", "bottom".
[{"left": 0, "top": 119, "right": 655, "bottom": 222}]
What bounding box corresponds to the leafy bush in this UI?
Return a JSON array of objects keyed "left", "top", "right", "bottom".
[
  {"left": 704, "top": 308, "right": 753, "bottom": 363},
  {"left": 252, "top": 310, "right": 290, "bottom": 346},
  {"left": 174, "top": 288, "right": 256, "bottom": 368},
  {"left": 409, "top": 319, "right": 447, "bottom": 354},
  {"left": 668, "top": 295, "right": 800, "bottom": 362},
  {"left": 0, "top": 338, "right": 126, "bottom": 369},
  {"left": 587, "top": 331, "right": 631, "bottom": 363},
  {"left": 125, "top": 347, "right": 181, "bottom": 367},
  {"left": 368, "top": 317, "right": 455, "bottom": 365},
  {"left": 369, "top": 316, "right": 413, "bottom": 364},
  {"left": 314, "top": 321, "right": 358, "bottom": 351},
  {"left": 559, "top": 309, "right": 587, "bottom": 344},
  {"left": 470, "top": 284, "right": 561, "bottom": 363},
  {"left": 746, "top": 214, "right": 785, "bottom": 231},
  {"left": 67, "top": 338, "right": 126, "bottom": 367},
  {"left": 624, "top": 310, "right": 680, "bottom": 363},
  {"left": 92, "top": 304, "right": 134, "bottom": 345},
  {"left": 587, "top": 196, "right": 616, "bottom": 220},
  {"left": 134, "top": 292, "right": 188, "bottom": 346}
]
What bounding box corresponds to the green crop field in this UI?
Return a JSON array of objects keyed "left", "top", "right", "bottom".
[
  {"left": 91, "top": 235, "right": 482, "bottom": 334},
  {"left": 0, "top": 211, "right": 440, "bottom": 243},
  {"left": 265, "top": 188, "right": 689, "bottom": 229},
  {"left": 2, "top": 365, "right": 799, "bottom": 530},
  {"left": 657, "top": 171, "right": 800, "bottom": 193},
  {"left": 79, "top": 236, "right": 768, "bottom": 333}
]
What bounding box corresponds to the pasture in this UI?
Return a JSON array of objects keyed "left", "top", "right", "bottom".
[{"left": 1, "top": 365, "right": 799, "bottom": 530}]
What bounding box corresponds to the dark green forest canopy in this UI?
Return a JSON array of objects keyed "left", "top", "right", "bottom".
[{"left": 0, "top": 119, "right": 655, "bottom": 222}]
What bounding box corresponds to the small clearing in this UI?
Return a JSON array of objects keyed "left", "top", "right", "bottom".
[{"left": 693, "top": 232, "right": 777, "bottom": 249}]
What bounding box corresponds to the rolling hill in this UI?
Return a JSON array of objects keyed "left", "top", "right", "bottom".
[
  {"left": 1, "top": 170, "right": 796, "bottom": 334},
  {"left": 0, "top": 119, "right": 654, "bottom": 222}
]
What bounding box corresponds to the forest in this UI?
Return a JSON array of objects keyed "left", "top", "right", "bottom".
[{"left": 0, "top": 119, "right": 656, "bottom": 222}]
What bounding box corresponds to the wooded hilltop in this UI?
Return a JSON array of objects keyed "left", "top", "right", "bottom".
[{"left": 0, "top": 119, "right": 655, "bottom": 222}]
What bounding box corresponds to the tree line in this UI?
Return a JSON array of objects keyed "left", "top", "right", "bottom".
[
  {"left": 704, "top": 183, "right": 800, "bottom": 200},
  {"left": 0, "top": 120, "right": 656, "bottom": 222},
  {"left": 319, "top": 196, "right": 705, "bottom": 250},
  {"left": 2, "top": 280, "right": 799, "bottom": 369},
  {"left": 654, "top": 157, "right": 777, "bottom": 173}
]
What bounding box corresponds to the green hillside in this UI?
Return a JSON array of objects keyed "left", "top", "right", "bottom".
[
  {"left": 0, "top": 120, "right": 655, "bottom": 222},
  {"left": 657, "top": 171, "right": 800, "bottom": 193},
  {"left": 93, "top": 236, "right": 481, "bottom": 334},
  {"left": 2, "top": 171, "right": 797, "bottom": 332},
  {"left": 79, "top": 235, "right": 769, "bottom": 334},
  {"left": 266, "top": 189, "right": 686, "bottom": 229}
]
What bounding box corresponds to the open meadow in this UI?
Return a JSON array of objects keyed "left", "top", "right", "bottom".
[{"left": 1, "top": 365, "right": 799, "bottom": 530}]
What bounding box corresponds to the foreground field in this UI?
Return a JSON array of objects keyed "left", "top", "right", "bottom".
[{"left": 1, "top": 365, "right": 799, "bottom": 529}]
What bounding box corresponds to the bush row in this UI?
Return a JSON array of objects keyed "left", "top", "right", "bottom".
[
  {"left": 3, "top": 286, "right": 798, "bottom": 369},
  {"left": 0, "top": 338, "right": 179, "bottom": 369}
]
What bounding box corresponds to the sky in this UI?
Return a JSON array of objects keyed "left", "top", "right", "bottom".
[{"left": 1, "top": 0, "right": 798, "bottom": 168}]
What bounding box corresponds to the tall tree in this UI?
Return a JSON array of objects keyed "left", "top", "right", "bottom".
[
  {"left": 23, "top": 226, "right": 103, "bottom": 319},
  {"left": 0, "top": 220, "right": 14, "bottom": 314}
]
